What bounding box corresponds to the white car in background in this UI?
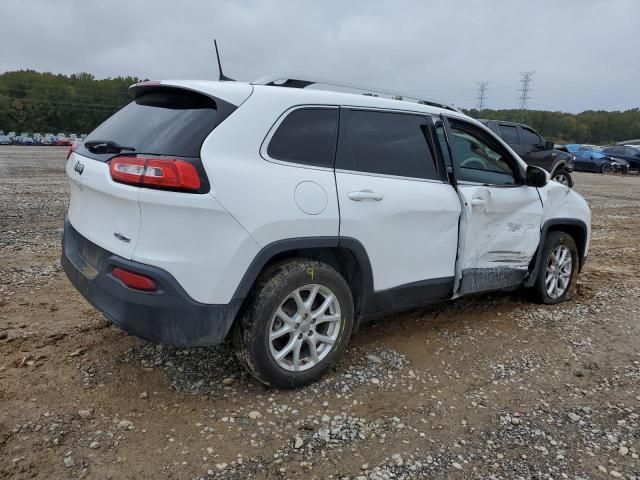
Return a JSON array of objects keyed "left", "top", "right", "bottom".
[{"left": 62, "top": 76, "right": 591, "bottom": 388}]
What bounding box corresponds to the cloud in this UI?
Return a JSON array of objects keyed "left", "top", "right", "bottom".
[{"left": 1, "top": 0, "right": 638, "bottom": 112}]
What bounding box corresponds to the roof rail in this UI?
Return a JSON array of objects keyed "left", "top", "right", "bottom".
[{"left": 253, "top": 74, "right": 463, "bottom": 113}]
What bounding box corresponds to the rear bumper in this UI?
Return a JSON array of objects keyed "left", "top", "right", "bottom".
[{"left": 61, "top": 218, "right": 242, "bottom": 346}]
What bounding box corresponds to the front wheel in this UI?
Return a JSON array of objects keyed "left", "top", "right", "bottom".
[
  {"left": 233, "top": 259, "right": 354, "bottom": 388},
  {"left": 552, "top": 168, "right": 574, "bottom": 187},
  {"left": 529, "top": 231, "right": 579, "bottom": 304},
  {"left": 601, "top": 163, "right": 613, "bottom": 174}
]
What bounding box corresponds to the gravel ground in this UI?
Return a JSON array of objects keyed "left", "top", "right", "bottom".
[{"left": 0, "top": 146, "right": 639, "bottom": 479}]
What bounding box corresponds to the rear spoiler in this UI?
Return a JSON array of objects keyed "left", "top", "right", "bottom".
[{"left": 128, "top": 80, "right": 253, "bottom": 107}]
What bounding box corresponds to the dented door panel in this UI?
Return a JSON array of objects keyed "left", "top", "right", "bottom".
[{"left": 455, "top": 184, "right": 543, "bottom": 295}]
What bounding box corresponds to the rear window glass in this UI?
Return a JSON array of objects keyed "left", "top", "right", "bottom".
[
  {"left": 81, "top": 90, "right": 220, "bottom": 158},
  {"left": 267, "top": 108, "right": 339, "bottom": 168}
]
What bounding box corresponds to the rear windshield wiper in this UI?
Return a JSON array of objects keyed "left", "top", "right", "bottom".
[{"left": 84, "top": 140, "right": 136, "bottom": 154}]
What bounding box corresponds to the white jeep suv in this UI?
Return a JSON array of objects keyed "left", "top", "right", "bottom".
[{"left": 62, "top": 76, "right": 591, "bottom": 388}]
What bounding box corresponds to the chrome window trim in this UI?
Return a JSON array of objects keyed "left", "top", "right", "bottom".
[
  {"left": 335, "top": 168, "right": 448, "bottom": 184},
  {"left": 456, "top": 180, "right": 526, "bottom": 188}
]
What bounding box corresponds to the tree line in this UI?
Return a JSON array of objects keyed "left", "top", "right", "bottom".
[
  {"left": 464, "top": 108, "right": 640, "bottom": 144},
  {"left": 0, "top": 70, "right": 138, "bottom": 135},
  {"left": 1, "top": 70, "right": 639, "bottom": 144}
]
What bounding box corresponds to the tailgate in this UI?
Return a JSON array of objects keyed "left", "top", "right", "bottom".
[{"left": 66, "top": 152, "right": 140, "bottom": 259}]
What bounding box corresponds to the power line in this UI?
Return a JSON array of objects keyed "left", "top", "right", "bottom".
[
  {"left": 518, "top": 71, "right": 535, "bottom": 109},
  {"left": 476, "top": 81, "right": 489, "bottom": 110}
]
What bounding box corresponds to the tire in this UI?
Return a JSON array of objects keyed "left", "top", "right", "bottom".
[
  {"left": 529, "top": 231, "right": 579, "bottom": 304},
  {"left": 552, "top": 168, "right": 573, "bottom": 187},
  {"left": 601, "top": 163, "right": 613, "bottom": 174},
  {"left": 233, "top": 259, "right": 354, "bottom": 388}
]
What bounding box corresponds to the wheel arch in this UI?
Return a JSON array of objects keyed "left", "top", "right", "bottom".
[
  {"left": 524, "top": 218, "right": 588, "bottom": 288},
  {"left": 550, "top": 159, "right": 568, "bottom": 175},
  {"left": 231, "top": 237, "right": 374, "bottom": 322}
]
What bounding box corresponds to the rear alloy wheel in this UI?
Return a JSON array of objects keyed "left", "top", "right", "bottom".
[
  {"left": 234, "top": 259, "right": 354, "bottom": 388},
  {"left": 268, "top": 284, "right": 342, "bottom": 372},
  {"left": 529, "top": 231, "right": 579, "bottom": 304},
  {"left": 601, "top": 163, "right": 614, "bottom": 174},
  {"left": 552, "top": 168, "right": 573, "bottom": 187}
]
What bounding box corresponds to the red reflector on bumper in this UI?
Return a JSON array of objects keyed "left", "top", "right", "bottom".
[{"left": 112, "top": 267, "right": 157, "bottom": 291}]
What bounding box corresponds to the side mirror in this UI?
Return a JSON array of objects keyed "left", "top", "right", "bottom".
[
  {"left": 526, "top": 165, "right": 548, "bottom": 187},
  {"left": 544, "top": 140, "right": 554, "bottom": 150}
]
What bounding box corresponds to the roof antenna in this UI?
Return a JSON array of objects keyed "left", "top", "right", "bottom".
[{"left": 214, "top": 39, "right": 235, "bottom": 81}]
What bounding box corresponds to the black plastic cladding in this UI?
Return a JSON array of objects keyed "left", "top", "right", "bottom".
[
  {"left": 230, "top": 236, "right": 454, "bottom": 319},
  {"left": 61, "top": 219, "right": 241, "bottom": 346},
  {"left": 523, "top": 218, "right": 588, "bottom": 288}
]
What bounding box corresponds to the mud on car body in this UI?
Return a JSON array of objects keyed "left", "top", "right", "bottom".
[{"left": 62, "top": 76, "right": 591, "bottom": 388}]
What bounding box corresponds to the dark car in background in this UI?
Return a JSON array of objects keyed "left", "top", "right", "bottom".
[
  {"left": 601, "top": 145, "right": 640, "bottom": 171},
  {"left": 480, "top": 120, "right": 574, "bottom": 186},
  {"left": 560, "top": 144, "right": 628, "bottom": 174},
  {"left": 16, "top": 136, "right": 35, "bottom": 146},
  {"left": 0, "top": 135, "right": 12, "bottom": 145}
]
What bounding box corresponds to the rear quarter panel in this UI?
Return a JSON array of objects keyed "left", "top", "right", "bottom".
[
  {"left": 132, "top": 189, "right": 261, "bottom": 304},
  {"left": 199, "top": 89, "right": 340, "bottom": 247}
]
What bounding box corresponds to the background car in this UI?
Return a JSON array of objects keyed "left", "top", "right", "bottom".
[
  {"left": 560, "top": 144, "right": 628, "bottom": 173},
  {"left": 0, "top": 135, "right": 12, "bottom": 145},
  {"left": 53, "top": 135, "right": 72, "bottom": 146},
  {"left": 480, "top": 120, "right": 575, "bottom": 186},
  {"left": 16, "top": 135, "right": 35, "bottom": 146},
  {"left": 601, "top": 145, "right": 640, "bottom": 171}
]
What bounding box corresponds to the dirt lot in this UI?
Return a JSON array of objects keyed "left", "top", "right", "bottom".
[{"left": 1, "top": 146, "right": 639, "bottom": 480}]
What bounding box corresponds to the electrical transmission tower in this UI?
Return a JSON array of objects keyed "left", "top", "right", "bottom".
[
  {"left": 518, "top": 71, "right": 535, "bottom": 109},
  {"left": 476, "top": 82, "right": 489, "bottom": 110}
]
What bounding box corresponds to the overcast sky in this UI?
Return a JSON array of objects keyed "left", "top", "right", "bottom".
[{"left": 1, "top": 0, "right": 638, "bottom": 113}]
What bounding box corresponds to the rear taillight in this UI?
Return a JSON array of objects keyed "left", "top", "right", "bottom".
[
  {"left": 67, "top": 143, "right": 77, "bottom": 160},
  {"left": 112, "top": 267, "right": 157, "bottom": 291},
  {"left": 109, "top": 155, "right": 202, "bottom": 192}
]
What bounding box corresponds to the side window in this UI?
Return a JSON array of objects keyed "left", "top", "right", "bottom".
[
  {"left": 521, "top": 127, "right": 542, "bottom": 148},
  {"left": 448, "top": 120, "right": 518, "bottom": 185},
  {"left": 336, "top": 109, "right": 439, "bottom": 180},
  {"left": 267, "top": 108, "right": 338, "bottom": 168},
  {"left": 498, "top": 124, "right": 520, "bottom": 145}
]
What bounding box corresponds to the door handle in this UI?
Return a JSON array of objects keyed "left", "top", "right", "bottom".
[
  {"left": 347, "top": 190, "right": 384, "bottom": 201},
  {"left": 471, "top": 197, "right": 486, "bottom": 206}
]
